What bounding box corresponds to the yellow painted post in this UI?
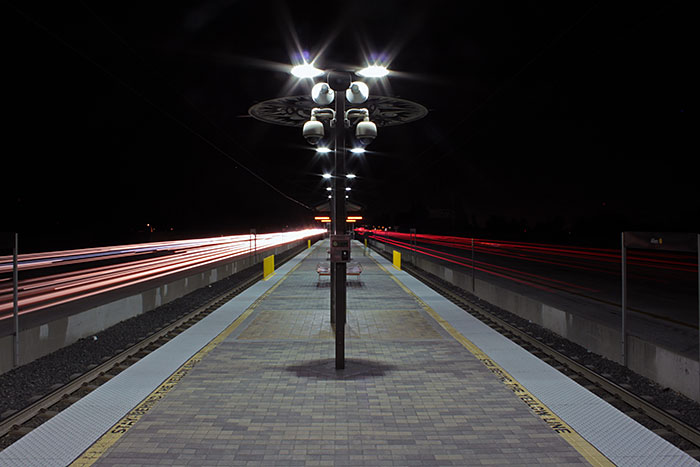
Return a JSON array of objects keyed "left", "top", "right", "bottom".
[
  {"left": 392, "top": 250, "right": 401, "bottom": 270},
  {"left": 263, "top": 255, "right": 275, "bottom": 279},
  {"left": 307, "top": 239, "right": 311, "bottom": 249}
]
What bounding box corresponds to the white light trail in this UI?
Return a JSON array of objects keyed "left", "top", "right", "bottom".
[{"left": 0, "top": 229, "right": 325, "bottom": 321}]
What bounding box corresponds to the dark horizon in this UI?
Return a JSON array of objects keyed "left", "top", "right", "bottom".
[{"left": 3, "top": 1, "right": 695, "bottom": 253}]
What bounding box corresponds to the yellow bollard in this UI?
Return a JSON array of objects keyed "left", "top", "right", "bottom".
[
  {"left": 263, "top": 255, "right": 275, "bottom": 279},
  {"left": 308, "top": 239, "right": 311, "bottom": 249},
  {"left": 392, "top": 250, "right": 401, "bottom": 270}
]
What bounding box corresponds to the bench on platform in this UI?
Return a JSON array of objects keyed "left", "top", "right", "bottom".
[
  {"left": 316, "top": 262, "right": 331, "bottom": 276},
  {"left": 316, "top": 262, "right": 362, "bottom": 282}
]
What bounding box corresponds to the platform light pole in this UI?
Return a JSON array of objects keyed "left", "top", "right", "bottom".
[
  {"left": 294, "top": 68, "right": 378, "bottom": 369},
  {"left": 303, "top": 70, "right": 376, "bottom": 369},
  {"left": 249, "top": 61, "right": 426, "bottom": 370},
  {"left": 330, "top": 71, "right": 349, "bottom": 368}
]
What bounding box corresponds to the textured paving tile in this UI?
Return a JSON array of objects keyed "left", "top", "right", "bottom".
[{"left": 94, "top": 242, "right": 588, "bottom": 466}]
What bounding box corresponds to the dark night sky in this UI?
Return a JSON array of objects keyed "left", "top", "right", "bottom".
[{"left": 2, "top": 1, "right": 695, "bottom": 251}]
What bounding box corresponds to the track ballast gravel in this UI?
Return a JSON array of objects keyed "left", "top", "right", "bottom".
[{"left": 0, "top": 261, "right": 263, "bottom": 422}]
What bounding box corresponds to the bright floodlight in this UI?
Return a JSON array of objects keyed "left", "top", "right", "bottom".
[
  {"left": 291, "top": 63, "right": 324, "bottom": 78},
  {"left": 316, "top": 147, "right": 331, "bottom": 153},
  {"left": 357, "top": 65, "right": 389, "bottom": 78},
  {"left": 350, "top": 147, "right": 366, "bottom": 154},
  {"left": 326, "top": 187, "right": 332, "bottom": 191},
  {"left": 322, "top": 173, "right": 332, "bottom": 179},
  {"left": 346, "top": 173, "right": 356, "bottom": 179}
]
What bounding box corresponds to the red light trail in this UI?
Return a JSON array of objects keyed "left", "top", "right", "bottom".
[
  {"left": 359, "top": 229, "right": 697, "bottom": 275},
  {"left": 358, "top": 228, "right": 698, "bottom": 324},
  {"left": 0, "top": 229, "right": 324, "bottom": 323}
]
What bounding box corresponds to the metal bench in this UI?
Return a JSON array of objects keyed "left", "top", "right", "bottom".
[
  {"left": 316, "top": 262, "right": 362, "bottom": 282},
  {"left": 347, "top": 262, "right": 363, "bottom": 277},
  {"left": 316, "top": 262, "right": 331, "bottom": 276}
]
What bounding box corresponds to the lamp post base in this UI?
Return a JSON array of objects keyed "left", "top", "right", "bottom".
[{"left": 334, "top": 262, "right": 346, "bottom": 369}]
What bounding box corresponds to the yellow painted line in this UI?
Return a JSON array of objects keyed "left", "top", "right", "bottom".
[
  {"left": 70, "top": 259, "right": 303, "bottom": 467},
  {"left": 372, "top": 258, "right": 614, "bottom": 467}
]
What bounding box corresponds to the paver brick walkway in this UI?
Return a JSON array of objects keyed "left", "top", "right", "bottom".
[{"left": 94, "top": 240, "right": 588, "bottom": 466}]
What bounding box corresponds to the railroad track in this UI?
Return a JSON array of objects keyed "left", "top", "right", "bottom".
[
  {"left": 384, "top": 251, "right": 700, "bottom": 461},
  {"left": 5, "top": 242, "right": 699, "bottom": 460},
  {"left": 0, "top": 261, "right": 274, "bottom": 449}
]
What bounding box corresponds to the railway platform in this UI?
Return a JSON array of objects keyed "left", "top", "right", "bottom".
[{"left": 0, "top": 239, "right": 696, "bottom": 466}]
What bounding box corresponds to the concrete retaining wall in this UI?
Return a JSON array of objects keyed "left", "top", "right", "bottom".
[
  {"left": 369, "top": 239, "right": 700, "bottom": 402},
  {"left": 0, "top": 238, "right": 314, "bottom": 375}
]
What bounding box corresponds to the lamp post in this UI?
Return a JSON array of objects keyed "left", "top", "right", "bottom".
[
  {"left": 330, "top": 72, "right": 349, "bottom": 367},
  {"left": 297, "top": 69, "right": 377, "bottom": 368},
  {"left": 249, "top": 62, "right": 427, "bottom": 370}
]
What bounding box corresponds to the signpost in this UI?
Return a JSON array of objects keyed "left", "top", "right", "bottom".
[
  {"left": 621, "top": 232, "right": 700, "bottom": 381},
  {"left": 13, "top": 233, "right": 19, "bottom": 368}
]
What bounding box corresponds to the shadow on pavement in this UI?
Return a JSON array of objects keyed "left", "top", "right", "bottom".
[{"left": 285, "top": 358, "right": 394, "bottom": 380}]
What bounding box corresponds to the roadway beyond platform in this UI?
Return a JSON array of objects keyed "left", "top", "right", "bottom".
[{"left": 0, "top": 239, "right": 695, "bottom": 466}]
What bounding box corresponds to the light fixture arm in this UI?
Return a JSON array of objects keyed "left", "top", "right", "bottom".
[
  {"left": 310, "top": 107, "right": 337, "bottom": 128},
  {"left": 310, "top": 107, "right": 335, "bottom": 120},
  {"left": 345, "top": 108, "right": 369, "bottom": 125}
]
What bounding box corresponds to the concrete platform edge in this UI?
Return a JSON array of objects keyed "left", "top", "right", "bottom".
[
  {"left": 0, "top": 244, "right": 319, "bottom": 467},
  {"left": 368, "top": 243, "right": 698, "bottom": 467}
]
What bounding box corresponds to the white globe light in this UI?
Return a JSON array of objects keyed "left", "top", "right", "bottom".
[
  {"left": 345, "top": 81, "right": 369, "bottom": 104},
  {"left": 312, "top": 82, "right": 335, "bottom": 105}
]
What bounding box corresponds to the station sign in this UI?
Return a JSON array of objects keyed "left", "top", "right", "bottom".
[{"left": 623, "top": 232, "right": 698, "bottom": 252}]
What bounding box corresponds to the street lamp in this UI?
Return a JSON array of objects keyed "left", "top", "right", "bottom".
[
  {"left": 294, "top": 69, "right": 382, "bottom": 368},
  {"left": 248, "top": 60, "right": 427, "bottom": 370}
]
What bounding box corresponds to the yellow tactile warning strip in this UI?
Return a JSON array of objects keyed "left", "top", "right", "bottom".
[
  {"left": 373, "top": 260, "right": 615, "bottom": 467},
  {"left": 69, "top": 259, "right": 304, "bottom": 467}
]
